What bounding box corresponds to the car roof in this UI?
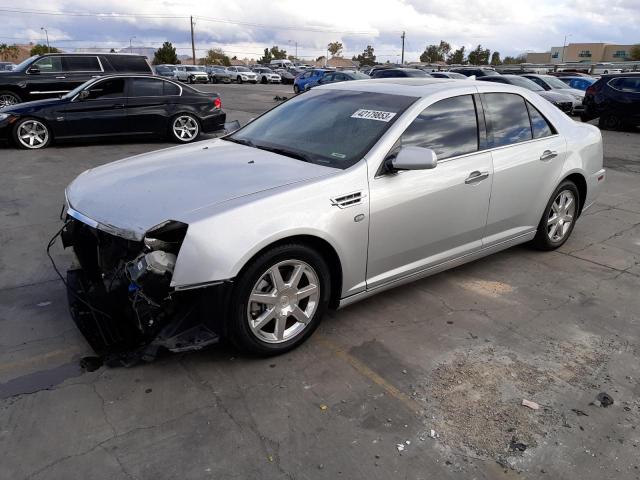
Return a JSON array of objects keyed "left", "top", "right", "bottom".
[
  {"left": 317, "top": 77, "right": 484, "bottom": 97},
  {"left": 601, "top": 72, "right": 640, "bottom": 78}
]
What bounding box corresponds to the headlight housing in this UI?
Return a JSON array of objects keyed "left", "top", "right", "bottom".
[{"left": 0, "top": 113, "right": 11, "bottom": 121}]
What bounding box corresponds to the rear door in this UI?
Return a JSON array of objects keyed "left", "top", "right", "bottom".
[
  {"left": 61, "top": 77, "right": 127, "bottom": 138},
  {"left": 480, "top": 91, "right": 567, "bottom": 246},
  {"left": 125, "top": 77, "right": 171, "bottom": 135},
  {"left": 61, "top": 56, "right": 104, "bottom": 90},
  {"left": 608, "top": 77, "right": 640, "bottom": 123}
]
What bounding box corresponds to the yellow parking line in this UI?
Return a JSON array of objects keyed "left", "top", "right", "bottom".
[
  {"left": 0, "top": 347, "right": 84, "bottom": 374},
  {"left": 315, "top": 335, "right": 423, "bottom": 414}
]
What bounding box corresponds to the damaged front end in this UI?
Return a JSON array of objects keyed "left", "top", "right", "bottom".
[{"left": 57, "top": 217, "right": 230, "bottom": 366}]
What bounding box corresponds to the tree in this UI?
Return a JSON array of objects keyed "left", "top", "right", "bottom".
[
  {"left": 327, "top": 41, "right": 343, "bottom": 57},
  {"left": 467, "top": 44, "right": 490, "bottom": 65},
  {"left": 503, "top": 54, "right": 527, "bottom": 65},
  {"left": 202, "top": 48, "right": 230, "bottom": 66},
  {"left": 352, "top": 45, "right": 376, "bottom": 66},
  {"left": 270, "top": 45, "right": 287, "bottom": 60},
  {"left": 30, "top": 43, "right": 60, "bottom": 56},
  {"left": 0, "top": 43, "right": 20, "bottom": 61},
  {"left": 447, "top": 46, "right": 466, "bottom": 65},
  {"left": 152, "top": 42, "right": 179, "bottom": 65},
  {"left": 490, "top": 51, "right": 501, "bottom": 65},
  {"left": 259, "top": 48, "right": 273, "bottom": 64},
  {"left": 630, "top": 44, "right": 640, "bottom": 61},
  {"left": 419, "top": 40, "right": 451, "bottom": 63}
]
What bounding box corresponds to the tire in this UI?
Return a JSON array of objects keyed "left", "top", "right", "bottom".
[
  {"left": 169, "top": 113, "right": 200, "bottom": 143},
  {"left": 12, "top": 117, "right": 51, "bottom": 149},
  {"left": 599, "top": 113, "right": 622, "bottom": 130},
  {"left": 293, "top": 84, "right": 300, "bottom": 94},
  {"left": 531, "top": 180, "right": 580, "bottom": 250},
  {"left": 0, "top": 90, "right": 21, "bottom": 108},
  {"left": 228, "top": 243, "right": 331, "bottom": 356},
  {"left": 187, "top": 76, "right": 193, "bottom": 84},
  {"left": 237, "top": 76, "right": 243, "bottom": 84},
  {"left": 211, "top": 76, "right": 218, "bottom": 84},
  {"left": 261, "top": 76, "right": 267, "bottom": 84}
]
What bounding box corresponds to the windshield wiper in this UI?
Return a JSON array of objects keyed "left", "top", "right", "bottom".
[
  {"left": 253, "top": 144, "right": 314, "bottom": 163},
  {"left": 224, "top": 136, "right": 255, "bottom": 148}
]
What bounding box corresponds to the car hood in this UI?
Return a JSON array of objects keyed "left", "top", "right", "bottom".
[
  {"left": 66, "top": 138, "right": 336, "bottom": 240},
  {"left": 0, "top": 97, "right": 63, "bottom": 113},
  {"left": 555, "top": 88, "right": 584, "bottom": 98}
]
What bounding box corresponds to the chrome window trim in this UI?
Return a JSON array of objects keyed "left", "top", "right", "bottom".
[
  {"left": 607, "top": 77, "right": 639, "bottom": 93},
  {"left": 70, "top": 75, "right": 184, "bottom": 101},
  {"left": 62, "top": 55, "right": 104, "bottom": 74},
  {"left": 30, "top": 90, "right": 71, "bottom": 95}
]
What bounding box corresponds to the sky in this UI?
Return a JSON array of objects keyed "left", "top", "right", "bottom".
[{"left": 0, "top": 0, "right": 638, "bottom": 62}]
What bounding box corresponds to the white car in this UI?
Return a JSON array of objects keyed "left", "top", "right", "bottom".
[
  {"left": 227, "top": 66, "right": 258, "bottom": 84},
  {"left": 175, "top": 65, "right": 209, "bottom": 84},
  {"left": 252, "top": 67, "right": 282, "bottom": 84},
  {"left": 59, "top": 78, "right": 604, "bottom": 363}
]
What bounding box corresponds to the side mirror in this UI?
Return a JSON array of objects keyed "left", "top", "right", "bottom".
[
  {"left": 27, "top": 66, "right": 40, "bottom": 75},
  {"left": 389, "top": 146, "right": 438, "bottom": 171},
  {"left": 78, "top": 90, "right": 90, "bottom": 101}
]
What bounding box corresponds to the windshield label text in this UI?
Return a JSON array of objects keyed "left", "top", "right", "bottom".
[{"left": 351, "top": 109, "right": 397, "bottom": 122}]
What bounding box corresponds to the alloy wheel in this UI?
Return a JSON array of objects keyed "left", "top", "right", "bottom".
[
  {"left": 172, "top": 116, "right": 199, "bottom": 141},
  {"left": 247, "top": 260, "right": 320, "bottom": 344},
  {"left": 16, "top": 120, "right": 49, "bottom": 149},
  {"left": 0, "top": 93, "right": 20, "bottom": 108},
  {"left": 547, "top": 190, "right": 576, "bottom": 242}
]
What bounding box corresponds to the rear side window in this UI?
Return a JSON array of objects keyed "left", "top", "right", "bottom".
[
  {"left": 400, "top": 94, "right": 479, "bottom": 160},
  {"left": 163, "top": 81, "right": 180, "bottom": 95},
  {"left": 64, "top": 56, "right": 101, "bottom": 72},
  {"left": 484, "top": 93, "right": 532, "bottom": 147},
  {"left": 526, "top": 101, "right": 554, "bottom": 139},
  {"left": 610, "top": 77, "right": 640, "bottom": 92},
  {"left": 129, "top": 78, "right": 164, "bottom": 96},
  {"left": 109, "top": 55, "right": 151, "bottom": 73}
]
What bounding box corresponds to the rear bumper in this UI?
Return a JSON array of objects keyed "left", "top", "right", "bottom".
[
  {"left": 584, "top": 168, "right": 606, "bottom": 213},
  {"left": 201, "top": 110, "right": 227, "bottom": 133}
]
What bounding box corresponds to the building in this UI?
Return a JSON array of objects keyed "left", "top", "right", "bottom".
[
  {"left": 528, "top": 43, "right": 637, "bottom": 64},
  {"left": 313, "top": 56, "right": 358, "bottom": 69}
]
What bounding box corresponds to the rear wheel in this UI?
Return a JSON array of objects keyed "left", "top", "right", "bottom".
[
  {"left": 228, "top": 244, "right": 331, "bottom": 355},
  {"left": 0, "top": 90, "right": 21, "bottom": 108},
  {"left": 13, "top": 117, "right": 51, "bottom": 149},
  {"left": 599, "top": 113, "right": 622, "bottom": 130},
  {"left": 169, "top": 114, "right": 200, "bottom": 143},
  {"left": 531, "top": 180, "right": 579, "bottom": 250}
]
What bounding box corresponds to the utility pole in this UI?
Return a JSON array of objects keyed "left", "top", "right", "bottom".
[
  {"left": 401, "top": 31, "right": 405, "bottom": 65},
  {"left": 41, "top": 27, "right": 50, "bottom": 53},
  {"left": 129, "top": 36, "right": 136, "bottom": 53},
  {"left": 190, "top": 16, "right": 196, "bottom": 65}
]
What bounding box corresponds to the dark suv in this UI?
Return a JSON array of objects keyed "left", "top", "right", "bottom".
[
  {"left": 448, "top": 67, "right": 500, "bottom": 77},
  {"left": 0, "top": 53, "right": 152, "bottom": 107},
  {"left": 582, "top": 73, "right": 640, "bottom": 130}
]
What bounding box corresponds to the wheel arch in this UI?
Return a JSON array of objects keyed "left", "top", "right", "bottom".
[
  {"left": 235, "top": 234, "right": 344, "bottom": 309},
  {"left": 562, "top": 172, "right": 587, "bottom": 216}
]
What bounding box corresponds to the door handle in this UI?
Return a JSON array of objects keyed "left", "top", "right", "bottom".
[
  {"left": 55, "top": 76, "right": 66, "bottom": 79},
  {"left": 112, "top": 104, "right": 125, "bottom": 109},
  {"left": 465, "top": 171, "right": 490, "bottom": 184},
  {"left": 540, "top": 150, "right": 557, "bottom": 161}
]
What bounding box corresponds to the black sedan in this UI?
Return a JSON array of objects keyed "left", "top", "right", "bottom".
[{"left": 0, "top": 75, "right": 226, "bottom": 149}]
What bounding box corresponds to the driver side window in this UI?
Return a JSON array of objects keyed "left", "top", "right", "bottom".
[
  {"left": 86, "top": 79, "right": 125, "bottom": 100},
  {"left": 32, "top": 56, "right": 62, "bottom": 73},
  {"left": 399, "top": 95, "right": 480, "bottom": 160}
]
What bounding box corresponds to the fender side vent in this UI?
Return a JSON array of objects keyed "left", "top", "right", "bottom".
[{"left": 331, "top": 191, "right": 364, "bottom": 209}]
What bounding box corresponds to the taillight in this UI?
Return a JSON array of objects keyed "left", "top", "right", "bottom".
[
  {"left": 214, "top": 97, "right": 222, "bottom": 109},
  {"left": 585, "top": 85, "right": 595, "bottom": 96}
]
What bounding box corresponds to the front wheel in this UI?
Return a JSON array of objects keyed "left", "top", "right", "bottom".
[
  {"left": 228, "top": 244, "right": 331, "bottom": 355},
  {"left": 237, "top": 76, "right": 243, "bottom": 84},
  {"left": 13, "top": 117, "right": 51, "bottom": 149},
  {"left": 599, "top": 113, "right": 622, "bottom": 130},
  {"left": 169, "top": 114, "right": 200, "bottom": 143},
  {"left": 531, "top": 180, "right": 580, "bottom": 250},
  {"left": 293, "top": 84, "right": 300, "bottom": 94}
]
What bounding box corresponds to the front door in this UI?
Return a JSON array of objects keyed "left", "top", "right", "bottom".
[
  {"left": 367, "top": 94, "right": 493, "bottom": 289},
  {"left": 23, "top": 56, "right": 74, "bottom": 100},
  {"left": 62, "top": 78, "right": 127, "bottom": 138}
]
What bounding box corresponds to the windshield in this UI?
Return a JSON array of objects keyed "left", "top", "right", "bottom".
[
  {"left": 226, "top": 89, "right": 417, "bottom": 169},
  {"left": 236, "top": 67, "right": 250, "bottom": 72},
  {"left": 542, "top": 76, "right": 572, "bottom": 89},
  {"left": 482, "top": 69, "right": 500, "bottom": 76},
  {"left": 351, "top": 72, "right": 370, "bottom": 79},
  {"left": 14, "top": 55, "right": 38, "bottom": 71},
  {"left": 61, "top": 78, "right": 96, "bottom": 99},
  {"left": 405, "top": 70, "right": 428, "bottom": 77},
  {"left": 185, "top": 66, "right": 204, "bottom": 72},
  {"left": 506, "top": 76, "right": 544, "bottom": 91}
]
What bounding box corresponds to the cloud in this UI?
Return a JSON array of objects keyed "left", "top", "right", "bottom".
[{"left": 1, "top": 0, "right": 637, "bottom": 60}]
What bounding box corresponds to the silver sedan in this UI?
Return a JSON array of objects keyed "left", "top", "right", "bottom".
[{"left": 59, "top": 78, "right": 605, "bottom": 364}]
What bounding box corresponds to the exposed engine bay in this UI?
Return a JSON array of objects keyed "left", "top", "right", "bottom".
[{"left": 54, "top": 218, "right": 229, "bottom": 366}]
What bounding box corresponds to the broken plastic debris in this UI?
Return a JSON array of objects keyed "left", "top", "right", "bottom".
[
  {"left": 79, "top": 356, "right": 103, "bottom": 372},
  {"left": 429, "top": 429, "right": 439, "bottom": 439},
  {"left": 522, "top": 399, "right": 540, "bottom": 410},
  {"left": 596, "top": 392, "right": 614, "bottom": 407},
  {"left": 405, "top": 440, "right": 411, "bottom": 445},
  {"left": 319, "top": 404, "right": 328, "bottom": 410},
  {"left": 571, "top": 408, "right": 589, "bottom": 416},
  {"left": 396, "top": 444, "right": 405, "bottom": 452},
  {"left": 36, "top": 301, "right": 52, "bottom": 307},
  {"left": 510, "top": 438, "right": 527, "bottom": 452}
]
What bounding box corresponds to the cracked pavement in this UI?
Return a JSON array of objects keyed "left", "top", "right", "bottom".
[{"left": 1, "top": 84, "right": 639, "bottom": 479}]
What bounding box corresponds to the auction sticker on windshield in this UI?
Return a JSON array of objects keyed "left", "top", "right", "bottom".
[{"left": 351, "top": 109, "right": 397, "bottom": 122}]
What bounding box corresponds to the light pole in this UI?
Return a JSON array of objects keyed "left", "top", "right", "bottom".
[
  {"left": 561, "top": 34, "right": 571, "bottom": 63},
  {"left": 41, "top": 27, "right": 50, "bottom": 53},
  {"left": 129, "top": 36, "right": 136, "bottom": 53}
]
